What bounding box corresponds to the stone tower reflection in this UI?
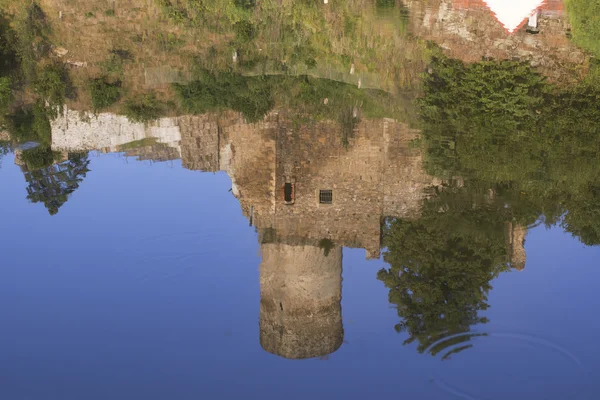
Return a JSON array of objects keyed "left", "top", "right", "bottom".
[{"left": 259, "top": 240, "right": 343, "bottom": 359}]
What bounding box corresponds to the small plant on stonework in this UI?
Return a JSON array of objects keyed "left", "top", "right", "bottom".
[
  {"left": 319, "top": 239, "right": 335, "bottom": 257},
  {"left": 84, "top": 12, "right": 95, "bottom": 18},
  {"left": 122, "top": 93, "right": 166, "bottom": 123},
  {"left": 104, "top": 9, "right": 115, "bottom": 17},
  {"left": 89, "top": 77, "right": 122, "bottom": 111}
]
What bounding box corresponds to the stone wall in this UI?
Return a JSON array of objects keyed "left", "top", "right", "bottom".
[
  {"left": 240, "top": 114, "right": 436, "bottom": 259},
  {"left": 405, "top": 0, "right": 587, "bottom": 82},
  {"left": 51, "top": 109, "right": 182, "bottom": 153},
  {"left": 218, "top": 112, "right": 279, "bottom": 219},
  {"left": 259, "top": 242, "right": 343, "bottom": 359},
  {"left": 179, "top": 115, "right": 220, "bottom": 172},
  {"left": 505, "top": 222, "right": 528, "bottom": 270},
  {"left": 49, "top": 108, "right": 437, "bottom": 259}
]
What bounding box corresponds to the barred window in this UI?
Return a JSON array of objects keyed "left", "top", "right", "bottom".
[{"left": 319, "top": 190, "right": 333, "bottom": 204}]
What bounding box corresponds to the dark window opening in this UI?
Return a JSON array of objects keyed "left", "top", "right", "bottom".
[
  {"left": 319, "top": 190, "right": 333, "bottom": 204},
  {"left": 284, "top": 182, "right": 294, "bottom": 204}
]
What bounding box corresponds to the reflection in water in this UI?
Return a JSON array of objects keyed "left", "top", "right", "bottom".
[
  {"left": 1, "top": 0, "right": 600, "bottom": 372},
  {"left": 378, "top": 187, "right": 525, "bottom": 357},
  {"left": 259, "top": 239, "right": 343, "bottom": 359},
  {"left": 46, "top": 108, "right": 437, "bottom": 358},
  {"left": 15, "top": 150, "right": 90, "bottom": 215}
]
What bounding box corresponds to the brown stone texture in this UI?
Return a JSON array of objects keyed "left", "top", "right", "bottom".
[
  {"left": 259, "top": 242, "right": 343, "bottom": 359},
  {"left": 221, "top": 113, "right": 437, "bottom": 259},
  {"left": 505, "top": 222, "right": 528, "bottom": 270},
  {"left": 179, "top": 115, "right": 221, "bottom": 172},
  {"left": 121, "top": 143, "right": 180, "bottom": 163},
  {"left": 405, "top": 0, "right": 587, "bottom": 82}
]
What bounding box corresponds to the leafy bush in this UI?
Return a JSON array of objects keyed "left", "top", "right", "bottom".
[
  {"left": 174, "top": 70, "right": 274, "bottom": 122},
  {"left": 122, "top": 93, "right": 166, "bottom": 123},
  {"left": 34, "top": 62, "right": 72, "bottom": 118},
  {"left": 89, "top": 77, "right": 122, "bottom": 111}
]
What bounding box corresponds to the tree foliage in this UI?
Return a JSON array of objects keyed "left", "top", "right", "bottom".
[
  {"left": 89, "top": 77, "right": 122, "bottom": 111},
  {"left": 122, "top": 93, "right": 166, "bottom": 123},
  {"left": 419, "top": 56, "right": 600, "bottom": 246},
  {"left": 379, "top": 188, "right": 511, "bottom": 354},
  {"left": 22, "top": 152, "right": 91, "bottom": 215}
]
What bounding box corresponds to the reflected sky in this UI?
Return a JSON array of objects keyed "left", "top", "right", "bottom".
[
  {"left": 2, "top": 0, "right": 600, "bottom": 398},
  {"left": 1, "top": 151, "right": 599, "bottom": 399}
]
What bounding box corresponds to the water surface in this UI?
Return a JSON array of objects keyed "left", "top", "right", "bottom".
[{"left": 1, "top": 1, "right": 600, "bottom": 399}]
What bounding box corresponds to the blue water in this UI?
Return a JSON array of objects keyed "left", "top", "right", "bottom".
[{"left": 1, "top": 152, "right": 599, "bottom": 399}]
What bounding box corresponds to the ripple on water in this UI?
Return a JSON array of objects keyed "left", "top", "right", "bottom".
[{"left": 424, "top": 332, "right": 588, "bottom": 400}]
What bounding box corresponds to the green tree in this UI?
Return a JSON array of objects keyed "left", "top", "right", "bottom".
[
  {"left": 22, "top": 152, "right": 91, "bottom": 215},
  {"left": 418, "top": 55, "right": 600, "bottom": 246},
  {"left": 378, "top": 189, "right": 511, "bottom": 355},
  {"left": 89, "top": 77, "right": 122, "bottom": 111}
]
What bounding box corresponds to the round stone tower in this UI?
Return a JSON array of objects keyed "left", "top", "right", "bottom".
[{"left": 259, "top": 242, "right": 343, "bottom": 359}]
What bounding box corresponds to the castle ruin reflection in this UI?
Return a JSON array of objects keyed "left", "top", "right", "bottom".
[{"left": 47, "top": 107, "right": 528, "bottom": 359}]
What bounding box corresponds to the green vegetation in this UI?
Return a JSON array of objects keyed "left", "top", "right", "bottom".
[
  {"left": 20, "top": 145, "right": 61, "bottom": 170},
  {"left": 0, "top": 2, "right": 74, "bottom": 143},
  {"left": 22, "top": 152, "right": 91, "bottom": 215},
  {"left": 378, "top": 55, "right": 600, "bottom": 355},
  {"left": 0, "top": 12, "right": 17, "bottom": 76},
  {"left": 174, "top": 68, "right": 406, "bottom": 126},
  {"left": 419, "top": 55, "right": 600, "bottom": 244},
  {"left": 0, "top": 140, "right": 9, "bottom": 168},
  {"left": 0, "top": 76, "right": 10, "bottom": 113},
  {"left": 379, "top": 188, "right": 511, "bottom": 354},
  {"left": 34, "top": 62, "right": 72, "bottom": 118},
  {"left": 89, "top": 77, "right": 122, "bottom": 111},
  {"left": 565, "top": 0, "right": 600, "bottom": 57},
  {"left": 153, "top": 0, "right": 427, "bottom": 90},
  {"left": 123, "top": 93, "right": 166, "bottom": 123},
  {"left": 104, "top": 9, "right": 115, "bottom": 17},
  {"left": 174, "top": 70, "right": 274, "bottom": 122},
  {"left": 8, "top": 101, "right": 52, "bottom": 145},
  {"left": 14, "top": 2, "right": 51, "bottom": 81},
  {"left": 318, "top": 239, "right": 335, "bottom": 257}
]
